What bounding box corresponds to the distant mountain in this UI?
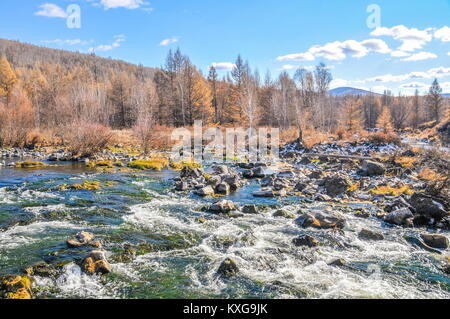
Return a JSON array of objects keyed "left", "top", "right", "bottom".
[{"left": 329, "top": 87, "right": 382, "bottom": 96}]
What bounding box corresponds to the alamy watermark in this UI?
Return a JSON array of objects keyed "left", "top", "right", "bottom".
[
  {"left": 366, "top": 4, "right": 381, "bottom": 29},
  {"left": 67, "top": 4, "right": 81, "bottom": 29},
  {"left": 170, "top": 121, "right": 280, "bottom": 164}
]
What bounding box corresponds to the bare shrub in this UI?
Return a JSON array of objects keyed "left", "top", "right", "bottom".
[
  {"left": 367, "top": 132, "right": 401, "bottom": 145},
  {"left": 132, "top": 114, "right": 155, "bottom": 155},
  {"left": 64, "top": 122, "right": 113, "bottom": 158}
]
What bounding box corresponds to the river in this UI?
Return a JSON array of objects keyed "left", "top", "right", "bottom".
[{"left": 0, "top": 161, "right": 449, "bottom": 299}]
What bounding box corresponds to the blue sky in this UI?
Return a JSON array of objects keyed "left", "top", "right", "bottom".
[{"left": 0, "top": 0, "right": 449, "bottom": 94}]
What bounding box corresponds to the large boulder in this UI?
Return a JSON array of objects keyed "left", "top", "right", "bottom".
[
  {"left": 181, "top": 166, "right": 203, "bottom": 179},
  {"left": 194, "top": 185, "right": 215, "bottom": 197},
  {"left": 408, "top": 193, "right": 448, "bottom": 221},
  {"left": 420, "top": 234, "right": 448, "bottom": 249},
  {"left": 359, "top": 160, "right": 386, "bottom": 176},
  {"left": 323, "top": 175, "right": 351, "bottom": 196},
  {"left": 295, "top": 211, "right": 346, "bottom": 229},
  {"left": 384, "top": 208, "right": 414, "bottom": 226},
  {"left": 222, "top": 174, "right": 243, "bottom": 191},
  {"left": 81, "top": 250, "right": 112, "bottom": 275}
]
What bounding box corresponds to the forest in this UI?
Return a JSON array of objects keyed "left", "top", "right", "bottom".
[{"left": 0, "top": 38, "right": 448, "bottom": 154}]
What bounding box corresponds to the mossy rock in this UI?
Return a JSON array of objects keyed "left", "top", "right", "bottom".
[
  {"left": 0, "top": 275, "right": 32, "bottom": 299},
  {"left": 127, "top": 159, "right": 169, "bottom": 171},
  {"left": 15, "top": 161, "right": 49, "bottom": 168}
]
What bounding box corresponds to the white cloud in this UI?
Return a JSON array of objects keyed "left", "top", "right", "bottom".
[
  {"left": 366, "top": 66, "right": 450, "bottom": 83},
  {"left": 280, "top": 65, "right": 317, "bottom": 71},
  {"left": 434, "top": 26, "right": 450, "bottom": 42},
  {"left": 372, "top": 85, "right": 391, "bottom": 94},
  {"left": 401, "top": 51, "right": 437, "bottom": 61},
  {"left": 211, "top": 62, "right": 236, "bottom": 71},
  {"left": 276, "top": 38, "right": 391, "bottom": 62},
  {"left": 35, "top": 3, "right": 68, "bottom": 18},
  {"left": 100, "top": 0, "right": 147, "bottom": 9},
  {"left": 88, "top": 35, "right": 125, "bottom": 53},
  {"left": 399, "top": 82, "right": 427, "bottom": 89},
  {"left": 370, "top": 25, "right": 433, "bottom": 52},
  {"left": 159, "top": 37, "right": 179, "bottom": 46},
  {"left": 390, "top": 50, "right": 410, "bottom": 58}
]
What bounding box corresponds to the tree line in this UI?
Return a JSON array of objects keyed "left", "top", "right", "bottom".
[{"left": 0, "top": 38, "right": 448, "bottom": 148}]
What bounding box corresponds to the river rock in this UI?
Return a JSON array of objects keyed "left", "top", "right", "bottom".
[
  {"left": 273, "top": 209, "right": 295, "bottom": 219},
  {"left": 253, "top": 189, "right": 275, "bottom": 197},
  {"left": 194, "top": 185, "right": 215, "bottom": 197},
  {"left": 420, "top": 234, "right": 449, "bottom": 249},
  {"left": 215, "top": 182, "right": 230, "bottom": 195},
  {"left": 213, "top": 165, "right": 229, "bottom": 175},
  {"left": 222, "top": 174, "right": 243, "bottom": 191},
  {"left": 359, "top": 160, "right": 386, "bottom": 176},
  {"left": 209, "top": 200, "right": 237, "bottom": 214},
  {"left": 409, "top": 193, "right": 448, "bottom": 221},
  {"left": 67, "top": 231, "right": 100, "bottom": 248},
  {"left": 358, "top": 228, "right": 384, "bottom": 241},
  {"left": 24, "top": 262, "right": 58, "bottom": 278},
  {"left": 295, "top": 211, "right": 346, "bottom": 229},
  {"left": 0, "top": 275, "right": 32, "bottom": 299},
  {"left": 217, "top": 258, "right": 239, "bottom": 277},
  {"left": 292, "top": 235, "right": 319, "bottom": 247},
  {"left": 323, "top": 175, "right": 351, "bottom": 196},
  {"left": 81, "top": 250, "right": 112, "bottom": 275},
  {"left": 181, "top": 166, "right": 203, "bottom": 179},
  {"left": 175, "top": 181, "right": 188, "bottom": 191},
  {"left": 384, "top": 208, "right": 414, "bottom": 226},
  {"left": 328, "top": 258, "right": 347, "bottom": 267},
  {"left": 242, "top": 204, "right": 259, "bottom": 214},
  {"left": 207, "top": 175, "right": 222, "bottom": 188}
]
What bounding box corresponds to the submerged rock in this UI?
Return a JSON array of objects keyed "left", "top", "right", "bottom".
[
  {"left": 292, "top": 235, "right": 319, "bottom": 247},
  {"left": 0, "top": 275, "right": 32, "bottom": 299},
  {"left": 420, "top": 234, "right": 449, "bottom": 249},
  {"left": 81, "top": 250, "right": 112, "bottom": 275},
  {"left": 273, "top": 209, "right": 295, "bottom": 219},
  {"left": 358, "top": 228, "right": 384, "bottom": 241},
  {"left": 328, "top": 258, "right": 347, "bottom": 267},
  {"left": 217, "top": 258, "right": 239, "bottom": 277}
]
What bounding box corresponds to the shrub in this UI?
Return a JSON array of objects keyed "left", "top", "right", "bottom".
[
  {"left": 64, "top": 122, "right": 113, "bottom": 158},
  {"left": 367, "top": 132, "right": 401, "bottom": 145}
]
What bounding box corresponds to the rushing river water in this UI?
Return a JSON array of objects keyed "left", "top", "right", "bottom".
[{"left": 0, "top": 161, "right": 449, "bottom": 299}]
